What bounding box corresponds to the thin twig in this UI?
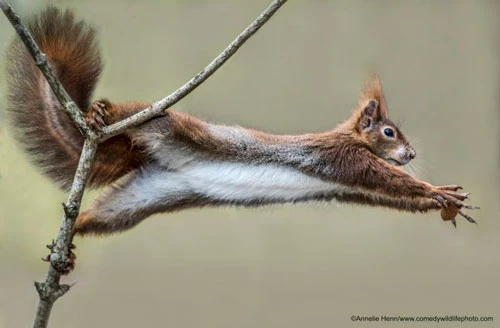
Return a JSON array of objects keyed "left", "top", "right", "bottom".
[
  {"left": 32, "top": 138, "right": 99, "bottom": 328},
  {"left": 0, "top": 0, "right": 94, "bottom": 138},
  {"left": 102, "top": 0, "right": 288, "bottom": 138}
]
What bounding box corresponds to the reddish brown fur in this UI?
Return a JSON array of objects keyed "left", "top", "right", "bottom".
[
  {"left": 7, "top": 8, "right": 475, "bottom": 236},
  {"left": 7, "top": 7, "right": 145, "bottom": 190},
  {"left": 158, "top": 79, "right": 427, "bottom": 201}
]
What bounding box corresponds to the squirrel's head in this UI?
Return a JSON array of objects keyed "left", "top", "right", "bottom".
[{"left": 352, "top": 75, "right": 416, "bottom": 166}]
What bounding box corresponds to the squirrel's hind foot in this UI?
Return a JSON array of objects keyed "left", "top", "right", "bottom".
[
  {"left": 42, "top": 240, "right": 77, "bottom": 275},
  {"left": 85, "top": 101, "right": 109, "bottom": 132}
]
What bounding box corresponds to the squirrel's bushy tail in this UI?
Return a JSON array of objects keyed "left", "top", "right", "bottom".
[{"left": 7, "top": 7, "right": 141, "bottom": 190}]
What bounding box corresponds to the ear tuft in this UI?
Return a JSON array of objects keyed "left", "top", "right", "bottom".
[
  {"left": 359, "top": 74, "right": 389, "bottom": 119},
  {"left": 361, "top": 74, "right": 382, "bottom": 98}
]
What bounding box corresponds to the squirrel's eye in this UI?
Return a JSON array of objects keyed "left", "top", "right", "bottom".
[{"left": 383, "top": 127, "right": 395, "bottom": 138}]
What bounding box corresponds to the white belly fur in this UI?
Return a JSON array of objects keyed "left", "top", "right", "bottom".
[{"left": 132, "top": 159, "right": 349, "bottom": 205}]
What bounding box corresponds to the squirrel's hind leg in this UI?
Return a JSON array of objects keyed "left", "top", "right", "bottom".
[{"left": 73, "top": 166, "right": 195, "bottom": 236}]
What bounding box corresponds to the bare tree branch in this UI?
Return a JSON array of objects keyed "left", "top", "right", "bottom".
[
  {"left": 0, "top": 1, "right": 288, "bottom": 328},
  {"left": 32, "top": 138, "right": 99, "bottom": 328},
  {"left": 102, "top": 0, "right": 288, "bottom": 138},
  {"left": 27, "top": 136, "right": 97, "bottom": 328}
]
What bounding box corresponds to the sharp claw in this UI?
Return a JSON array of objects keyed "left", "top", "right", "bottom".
[
  {"left": 442, "top": 193, "right": 465, "bottom": 208},
  {"left": 95, "top": 116, "right": 105, "bottom": 126},
  {"left": 437, "top": 185, "right": 463, "bottom": 191},
  {"left": 451, "top": 218, "right": 457, "bottom": 228},
  {"left": 458, "top": 209, "right": 477, "bottom": 224},
  {"left": 444, "top": 191, "right": 468, "bottom": 201},
  {"left": 86, "top": 102, "right": 108, "bottom": 132}
]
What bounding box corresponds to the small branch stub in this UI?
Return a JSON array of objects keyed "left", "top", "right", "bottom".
[{"left": 34, "top": 281, "right": 71, "bottom": 302}]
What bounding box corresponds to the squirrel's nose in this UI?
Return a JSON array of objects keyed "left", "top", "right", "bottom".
[{"left": 408, "top": 147, "right": 416, "bottom": 160}]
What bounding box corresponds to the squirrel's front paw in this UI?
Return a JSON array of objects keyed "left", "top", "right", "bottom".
[
  {"left": 85, "top": 101, "right": 109, "bottom": 132},
  {"left": 431, "top": 185, "right": 479, "bottom": 227}
]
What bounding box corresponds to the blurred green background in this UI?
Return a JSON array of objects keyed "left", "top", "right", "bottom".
[{"left": 0, "top": 1, "right": 499, "bottom": 327}]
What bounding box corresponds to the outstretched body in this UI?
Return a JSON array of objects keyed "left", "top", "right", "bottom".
[{"left": 6, "top": 7, "right": 477, "bottom": 236}]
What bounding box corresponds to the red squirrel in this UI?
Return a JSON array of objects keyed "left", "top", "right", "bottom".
[{"left": 6, "top": 7, "right": 477, "bottom": 236}]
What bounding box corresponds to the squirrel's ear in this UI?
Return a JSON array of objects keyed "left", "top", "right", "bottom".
[
  {"left": 357, "top": 99, "right": 379, "bottom": 131},
  {"left": 358, "top": 74, "right": 389, "bottom": 120}
]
